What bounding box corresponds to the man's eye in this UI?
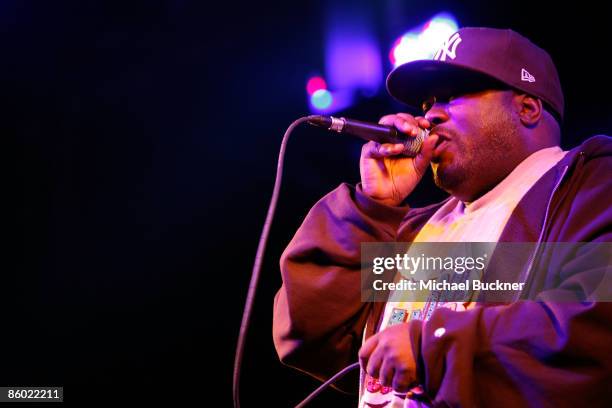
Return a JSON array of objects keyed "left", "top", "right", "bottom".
[{"left": 421, "top": 96, "right": 436, "bottom": 113}]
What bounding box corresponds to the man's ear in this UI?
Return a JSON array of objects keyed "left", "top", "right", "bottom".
[{"left": 512, "top": 93, "right": 543, "bottom": 127}]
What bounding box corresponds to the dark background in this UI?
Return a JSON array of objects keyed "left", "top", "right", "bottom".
[{"left": 11, "top": 0, "right": 610, "bottom": 406}]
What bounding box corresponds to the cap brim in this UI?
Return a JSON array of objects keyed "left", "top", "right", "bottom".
[{"left": 386, "top": 60, "right": 507, "bottom": 111}]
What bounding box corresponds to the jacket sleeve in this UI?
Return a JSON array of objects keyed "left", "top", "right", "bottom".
[
  {"left": 410, "top": 299, "right": 612, "bottom": 406},
  {"left": 410, "top": 155, "right": 612, "bottom": 407},
  {"left": 272, "top": 183, "right": 409, "bottom": 392}
]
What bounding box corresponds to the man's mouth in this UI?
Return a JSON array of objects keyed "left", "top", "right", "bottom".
[{"left": 431, "top": 131, "right": 451, "bottom": 159}]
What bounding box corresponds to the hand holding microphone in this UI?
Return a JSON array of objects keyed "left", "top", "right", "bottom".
[{"left": 308, "top": 113, "right": 439, "bottom": 206}]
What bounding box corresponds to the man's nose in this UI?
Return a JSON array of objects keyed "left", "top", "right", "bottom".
[{"left": 424, "top": 104, "right": 449, "bottom": 126}]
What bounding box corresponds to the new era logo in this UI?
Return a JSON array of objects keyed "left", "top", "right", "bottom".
[
  {"left": 433, "top": 33, "right": 462, "bottom": 61},
  {"left": 521, "top": 68, "right": 535, "bottom": 82}
]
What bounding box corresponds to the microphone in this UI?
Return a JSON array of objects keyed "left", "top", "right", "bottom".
[{"left": 307, "top": 115, "right": 429, "bottom": 157}]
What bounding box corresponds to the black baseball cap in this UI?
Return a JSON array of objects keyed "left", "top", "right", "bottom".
[{"left": 386, "top": 27, "right": 564, "bottom": 120}]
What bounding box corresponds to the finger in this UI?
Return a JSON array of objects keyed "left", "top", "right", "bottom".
[
  {"left": 384, "top": 143, "right": 406, "bottom": 155},
  {"left": 396, "top": 113, "right": 421, "bottom": 133},
  {"left": 393, "top": 116, "right": 419, "bottom": 136},
  {"left": 365, "top": 345, "right": 386, "bottom": 379},
  {"left": 379, "top": 113, "right": 423, "bottom": 136},
  {"left": 358, "top": 335, "right": 379, "bottom": 369},
  {"left": 378, "top": 114, "right": 398, "bottom": 126},
  {"left": 392, "top": 366, "right": 417, "bottom": 393},
  {"left": 396, "top": 112, "right": 417, "bottom": 122},
  {"left": 361, "top": 141, "right": 384, "bottom": 159},
  {"left": 414, "top": 116, "right": 431, "bottom": 129},
  {"left": 378, "top": 357, "right": 394, "bottom": 387},
  {"left": 413, "top": 134, "right": 439, "bottom": 173},
  {"left": 362, "top": 141, "right": 406, "bottom": 159}
]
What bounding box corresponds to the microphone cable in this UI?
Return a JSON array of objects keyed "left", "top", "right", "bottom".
[
  {"left": 233, "top": 115, "right": 314, "bottom": 408},
  {"left": 233, "top": 116, "right": 371, "bottom": 407},
  {"left": 293, "top": 362, "right": 360, "bottom": 408}
]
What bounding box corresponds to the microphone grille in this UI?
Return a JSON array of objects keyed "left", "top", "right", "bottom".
[{"left": 403, "top": 128, "right": 430, "bottom": 157}]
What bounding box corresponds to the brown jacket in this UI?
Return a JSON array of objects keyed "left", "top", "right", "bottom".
[{"left": 273, "top": 136, "right": 612, "bottom": 407}]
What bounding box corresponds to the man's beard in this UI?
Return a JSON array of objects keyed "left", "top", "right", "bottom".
[
  {"left": 431, "top": 111, "right": 519, "bottom": 197},
  {"left": 432, "top": 156, "right": 467, "bottom": 193}
]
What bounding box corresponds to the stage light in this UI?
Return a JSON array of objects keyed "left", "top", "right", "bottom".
[
  {"left": 390, "top": 33, "right": 425, "bottom": 67},
  {"left": 421, "top": 14, "right": 459, "bottom": 51},
  {"left": 306, "top": 76, "right": 327, "bottom": 95},
  {"left": 310, "top": 89, "right": 333, "bottom": 110},
  {"left": 390, "top": 12, "right": 459, "bottom": 67}
]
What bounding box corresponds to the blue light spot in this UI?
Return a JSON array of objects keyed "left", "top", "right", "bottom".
[{"left": 311, "top": 89, "right": 333, "bottom": 109}]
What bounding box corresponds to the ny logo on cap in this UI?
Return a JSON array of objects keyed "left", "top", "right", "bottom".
[
  {"left": 521, "top": 68, "right": 536, "bottom": 82},
  {"left": 433, "top": 33, "right": 462, "bottom": 61}
]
